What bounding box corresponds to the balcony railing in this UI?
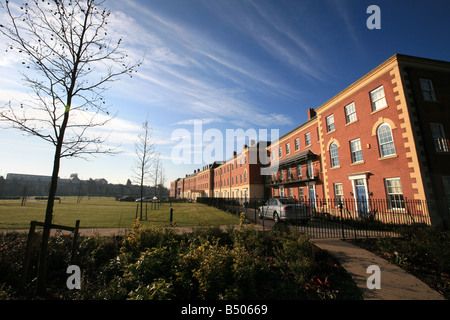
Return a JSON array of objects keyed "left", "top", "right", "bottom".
[{"left": 266, "top": 168, "right": 320, "bottom": 185}]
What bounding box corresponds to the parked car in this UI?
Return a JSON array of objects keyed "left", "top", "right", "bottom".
[
  {"left": 135, "top": 197, "right": 152, "bottom": 202},
  {"left": 118, "top": 196, "right": 136, "bottom": 202},
  {"left": 258, "top": 198, "right": 311, "bottom": 224}
]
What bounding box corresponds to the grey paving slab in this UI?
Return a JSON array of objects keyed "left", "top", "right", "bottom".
[{"left": 312, "top": 239, "right": 445, "bottom": 300}]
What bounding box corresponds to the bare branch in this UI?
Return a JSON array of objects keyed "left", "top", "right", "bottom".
[
  {"left": 0, "top": 0, "right": 142, "bottom": 158},
  {"left": 133, "top": 118, "right": 156, "bottom": 219}
]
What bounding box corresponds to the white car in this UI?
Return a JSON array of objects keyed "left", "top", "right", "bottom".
[{"left": 258, "top": 198, "right": 311, "bottom": 224}]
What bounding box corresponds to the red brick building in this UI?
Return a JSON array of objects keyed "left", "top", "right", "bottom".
[
  {"left": 171, "top": 54, "right": 450, "bottom": 209},
  {"left": 213, "top": 141, "right": 268, "bottom": 200},
  {"left": 267, "top": 54, "right": 450, "bottom": 211},
  {"left": 267, "top": 108, "right": 323, "bottom": 202},
  {"left": 171, "top": 162, "right": 223, "bottom": 200}
]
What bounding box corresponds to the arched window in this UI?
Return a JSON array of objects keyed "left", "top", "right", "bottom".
[
  {"left": 330, "top": 142, "right": 340, "bottom": 168},
  {"left": 377, "top": 123, "right": 396, "bottom": 157}
]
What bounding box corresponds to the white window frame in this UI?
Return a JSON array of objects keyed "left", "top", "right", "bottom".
[
  {"left": 298, "top": 187, "right": 304, "bottom": 202},
  {"left": 420, "top": 78, "right": 437, "bottom": 102},
  {"left": 330, "top": 142, "right": 340, "bottom": 168},
  {"left": 385, "top": 178, "right": 405, "bottom": 210},
  {"left": 430, "top": 123, "right": 449, "bottom": 153},
  {"left": 350, "top": 138, "right": 363, "bottom": 163},
  {"left": 286, "top": 143, "right": 290, "bottom": 155},
  {"left": 345, "top": 102, "right": 357, "bottom": 123},
  {"left": 377, "top": 123, "right": 396, "bottom": 157},
  {"left": 326, "top": 114, "right": 335, "bottom": 132},
  {"left": 370, "top": 85, "right": 387, "bottom": 111},
  {"left": 334, "top": 183, "right": 344, "bottom": 204},
  {"left": 295, "top": 138, "right": 300, "bottom": 151},
  {"left": 305, "top": 132, "right": 311, "bottom": 146},
  {"left": 307, "top": 160, "right": 314, "bottom": 179}
]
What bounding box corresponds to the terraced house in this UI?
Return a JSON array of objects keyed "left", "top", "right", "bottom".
[
  {"left": 171, "top": 54, "right": 450, "bottom": 211},
  {"left": 213, "top": 141, "right": 268, "bottom": 200}
]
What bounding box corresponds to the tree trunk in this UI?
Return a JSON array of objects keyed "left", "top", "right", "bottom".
[
  {"left": 35, "top": 110, "right": 70, "bottom": 295},
  {"left": 140, "top": 177, "right": 144, "bottom": 220}
]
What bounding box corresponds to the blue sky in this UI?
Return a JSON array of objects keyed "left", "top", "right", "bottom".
[{"left": 1, "top": 0, "right": 450, "bottom": 187}]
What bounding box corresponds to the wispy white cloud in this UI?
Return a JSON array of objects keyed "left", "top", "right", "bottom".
[
  {"left": 171, "top": 118, "right": 224, "bottom": 126},
  {"left": 106, "top": 0, "right": 298, "bottom": 128},
  {"left": 205, "top": 0, "right": 330, "bottom": 82},
  {"left": 247, "top": 0, "right": 329, "bottom": 80},
  {"left": 324, "top": 0, "right": 364, "bottom": 54}
]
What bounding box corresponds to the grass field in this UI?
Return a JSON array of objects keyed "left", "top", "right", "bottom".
[{"left": 0, "top": 197, "right": 241, "bottom": 229}]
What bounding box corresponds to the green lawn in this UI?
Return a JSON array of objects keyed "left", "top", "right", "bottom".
[{"left": 0, "top": 197, "right": 241, "bottom": 229}]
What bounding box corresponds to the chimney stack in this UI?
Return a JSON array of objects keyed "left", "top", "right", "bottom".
[{"left": 307, "top": 108, "right": 316, "bottom": 120}]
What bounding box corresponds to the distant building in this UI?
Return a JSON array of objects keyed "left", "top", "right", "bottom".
[
  {"left": 1, "top": 172, "right": 130, "bottom": 197},
  {"left": 213, "top": 141, "right": 269, "bottom": 200},
  {"left": 6, "top": 173, "right": 52, "bottom": 183}
]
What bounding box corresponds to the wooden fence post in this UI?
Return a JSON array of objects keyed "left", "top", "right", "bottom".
[
  {"left": 70, "top": 220, "right": 80, "bottom": 265},
  {"left": 20, "top": 221, "right": 37, "bottom": 290}
]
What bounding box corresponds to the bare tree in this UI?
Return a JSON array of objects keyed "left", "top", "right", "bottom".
[
  {"left": 133, "top": 119, "right": 155, "bottom": 220},
  {"left": 152, "top": 154, "right": 162, "bottom": 198},
  {"left": 158, "top": 164, "right": 166, "bottom": 198},
  {"left": 0, "top": 0, "right": 141, "bottom": 294}
]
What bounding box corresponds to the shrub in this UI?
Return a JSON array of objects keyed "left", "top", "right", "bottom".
[
  {"left": 0, "top": 223, "right": 362, "bottom": 300},
  {"left": 0, "top": 233, "right": 30, "bottom": 288},
  {"left": 410, "top": 229, "right": 450, "bottom": 274},
  {"left": 191, "top": 239, "right": 235, "bottom": 299},
  {"left": 273, "top": 233, "right": 313, "bottom": 298},
  {"left": 129, "top": 278, "right": 174, "bottom": 300},
  {"left": 125, "top": 246, "right": 179, "bottom": 285},
  {"left": 121, "top": 220, "right": 177, "bottom": 261}
]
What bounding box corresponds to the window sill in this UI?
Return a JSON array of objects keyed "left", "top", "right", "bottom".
[
  {"left": 345, "top": 119, "right": 359, "bottom": 127},
  {"left": 326, "top": 129, "right": 336, "bottom": 135},
  {"left": 330, "top": 166, "right": 341, "bottom": 170},
  {"left": 350, "top": 161, "right": 365, "bottom": 166},
  {"left": 378, "top": 154, "right": 398, "bottom": 161},
  {"left": 370, "top": 105, "right": 389, "bottom": 115}
]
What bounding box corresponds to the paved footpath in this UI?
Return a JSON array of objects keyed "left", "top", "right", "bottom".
[{"left": 312, "top": 239, "right": 445, "bottom": 300}]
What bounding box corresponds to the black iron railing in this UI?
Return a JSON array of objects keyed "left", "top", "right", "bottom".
[{"left": 196, "top": 197, "right": 450, "bottom": 239}]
